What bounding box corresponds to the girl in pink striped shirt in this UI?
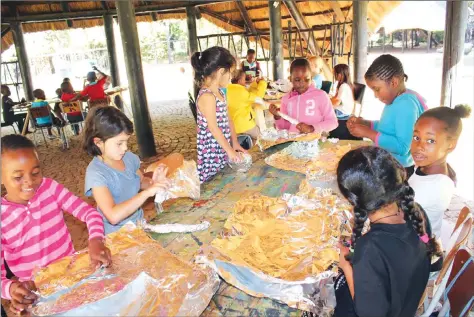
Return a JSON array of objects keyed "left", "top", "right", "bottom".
[{"left": 1, "top": 135, "right": 111, "bottom": 313}]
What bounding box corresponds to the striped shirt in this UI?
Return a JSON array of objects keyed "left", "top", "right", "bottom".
[{"left": 1, "top": 178, "right": 104, "bottom": 299}]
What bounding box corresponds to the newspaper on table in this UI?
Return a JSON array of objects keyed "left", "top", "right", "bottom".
[
  {"left": 31, "top": 225, "right": 219, "bottom": 316},
  {"left": 201, "top": 185, "right": 353, "bottom": 316}
]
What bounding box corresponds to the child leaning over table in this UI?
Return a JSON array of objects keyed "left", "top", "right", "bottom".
[
  {"left": 269, "top": 58, "right": 338, "bottom": 134},
  {"left": 1, "top": 134, "right": 111, "bottom": 314},
  {"left": 227, "top": 69, "right": 267, "bottom": 139}
]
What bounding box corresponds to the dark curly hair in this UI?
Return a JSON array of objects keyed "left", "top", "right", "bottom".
[
  {"left": 365, "top": 54, "right": 408, "bottom": 82},
  {"left": 190, "top": 46, "right": 235, "bottom": 87},
  {"left": 82, "top": 106, "right": 133, "bottom": 156},
  {"left": 1, "top": 134, "right": 35, "bottom": 153},
  {"left": 337, "top": 146, "right": 442, "bottom": 260},
  {"left": 289, "top": 58, "right": 312, "bottom": 74}
]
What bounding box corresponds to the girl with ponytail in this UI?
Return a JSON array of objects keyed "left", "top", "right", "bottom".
[
  {"left": 409, "top": 104, "right": 471, "bottom": 240},
  {"left": 334, "top": 146, "right": 441, "bottom": 317},
  {"left": 190, "top": 46, "right": 247, "bottom": 183}
]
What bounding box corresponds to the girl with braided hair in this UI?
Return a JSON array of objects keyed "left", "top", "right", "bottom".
[
  {"left": 409, "top": 104, "right": 471, "bottom": 240},
  {"left": 334, "top": 146, "right": 441, "bottom": 317},
  {"left": 347, "top": 54, "right": 428, "bottom": 178}
]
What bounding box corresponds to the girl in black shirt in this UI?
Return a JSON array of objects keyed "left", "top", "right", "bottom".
[{"left": 334, "top": 146, "right": 442, "bottom": 317}]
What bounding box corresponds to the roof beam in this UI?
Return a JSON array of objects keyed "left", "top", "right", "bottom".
[
  {"left": 236, "top": 1, "right": 258, "bottom": 35},
  {"left": 251, "top": 6, "right": 351, "bottom": 23},
  {"left": 200, "top": 7, "right": 245, "bottom": 30},
  {"left": 329, "top": 1, "right": 346, "bottom": 22},
  {"left": 1, "top": 26, "right": 11, "bottom": 37},
  {"left": 1, "top": 1, "right": 232, "bottom": 23},
  {"left": 283, "top": 0, "right": 319, "bottom": 56},
  {"left": 100, "top": 1, "right": 109, "bottom": 11}
]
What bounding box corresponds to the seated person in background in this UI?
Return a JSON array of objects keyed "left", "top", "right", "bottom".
[
  {"left": 60, "top": 82, "right": 85, "bottom": 135},
  {"left": 308, "top": 56, "right": 325, "bottom": 89},
  {"left": 329, "top": 64, "right": 361, "bottom": 140},
  {"left": 79, "top": 66, "right": 109, "bottom": 103},
  {"left": 1, "top": 134, "right": 110, "bottom": 314},
  {"left": 31, "top": 89, "right": 65, "bottom": 139},
  {"left": 241, "top": 49, "right": 261, "bottom": 83},
  {"left": 409, "top": 104, "right": 471, "bottom": 241},
  {"left": 227, "top": 69, "right": 267, "bottom": 139},
  {"left": 269, "top": 58, "right": 338, "bottom": 134},
  {"left": 1, "top": 85, "right": 27, "bottom": 133}
]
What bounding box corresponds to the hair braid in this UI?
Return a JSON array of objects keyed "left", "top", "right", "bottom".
[
  {"left": 347, "top": 206, "right": 368, "bottom": 261},
  {"left": 365, "top": 54, "right": 407, "bottom": 82},
  {"left": 400, "top": 184, "right": 442, "bottom": 258}
]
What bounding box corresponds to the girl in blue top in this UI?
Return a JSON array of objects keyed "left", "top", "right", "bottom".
[
  {"left": 347, "top": 54, "right": 428, "bottom": 177},
  {"left": 83, "top": 106, "right": 171, "bottom": 234}
]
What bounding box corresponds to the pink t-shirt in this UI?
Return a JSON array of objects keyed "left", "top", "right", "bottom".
[{"left": 275, "top": 85, "right": 338, "bottom": 133}]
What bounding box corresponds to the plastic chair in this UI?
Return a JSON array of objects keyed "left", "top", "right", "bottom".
[
  {"left": 29, "top": 106, "right": 69, "bottom": 149},
  {"left": 59, "top": 101, "right": 85, "bottom": 135},
  {"left": 320, "top": 81, "right": 332, "bottom": 94},
  {"left": 438, "top": 248, "right": 474, "bottom": 317},
  {"left": 421, "top": 207, "right": 473, "bottom": 316},
  {"left": 352, "top": 82, "right": 366, "bottom": 117}
]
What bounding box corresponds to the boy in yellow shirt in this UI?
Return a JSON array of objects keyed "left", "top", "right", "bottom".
[{"left": 227, "top": 70, "right": 267, "bottom": 139}]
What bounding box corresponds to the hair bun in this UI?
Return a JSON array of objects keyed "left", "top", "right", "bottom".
[{"left": 453, "top": 104, "right": 472, "bottom": 119}]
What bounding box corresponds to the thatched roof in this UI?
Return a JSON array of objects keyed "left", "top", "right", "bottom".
[{"left": 1, "top": 1, "right": 401, "bottom": 56}]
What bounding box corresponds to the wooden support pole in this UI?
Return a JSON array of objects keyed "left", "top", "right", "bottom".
[
  {"left": 186, "top": 6, "right": 199, "bottom": 55},
  {"left": 427, "top": 31, "right": 432, "bottom": 52},
  {"left": 269, "top": 0, "right": 284, "bottom": 80},
  {"left": 103, "top": 14, "right": 120, "bottom": 87},
  {"left": 10, "top": 22, "right": 33, "bottom": 100},
  {"left": 440, "top": 0, "right": 468, "bottom": 107},
  {"left": 186, "top": 6, "right": 199, "bottom": 99},
  {"left": 352, "top": 0, "right": 368, "bottom": 84},
  {"left": 115, "top": 0, "right": 156, "bottom": 158}
]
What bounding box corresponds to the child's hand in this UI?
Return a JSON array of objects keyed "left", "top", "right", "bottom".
[
  {"left": 347, "top": 116, "right": 363, "bottom": 127},
  {"left": 144, "top": 180, "right": 171, "bottom": 198},
  {"left": 152, "top": 164, "right": 169, "bottom": 183},
  {"left": 296, "top": 123, "right": 315, "bottom": 134},
  {"left": 348, "top": 123, "right": 369, "bottom": 138},
  {"left": 9, "top": 280, "right": 38, "bottom": 313},
  {"left": 233, "top": 143, "right": 248, "bottom": 154},
  {"left": 269, "top": 104, "right": 281, "bottom": 119},
  {"left": 227, "top": 150, "right": 243, "bottom": 163},
  {"left": 88, "top": 237, "right": 112, "bottom": 269},
  {"left": 338, "top": 241, "right": 352, "bottom": 271}
]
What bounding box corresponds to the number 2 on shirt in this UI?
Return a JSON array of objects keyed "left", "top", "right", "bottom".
[{"left": 305, "top": 100, "right": 316, "bottom": 116}]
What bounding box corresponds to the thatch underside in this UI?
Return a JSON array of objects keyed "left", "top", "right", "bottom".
[{"left": 1, "top": 1, "right": 401, "bottom": 57}]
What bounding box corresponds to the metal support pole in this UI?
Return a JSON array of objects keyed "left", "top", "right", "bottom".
[
  {"left": 427, "top": 31, "right": 432, "bottom": 52},
  {"left": 441, "top": 0, "right": 468, "bottom": 107},
  {"left": 103, "top": 14, "right": 120, "bottom": 87},
  {"left": 269, "top": 0, "right": 284, "bottom": 80},
  {"left": 402, "top": 30, "right": 405, "bottom": 53},
  {"left": 382, "top": 27, "right": 386, "bottom": 53},
  {"left": 10, "top": 22, "right": 33, "bottom": 100},
  {"left": 352, "top": 0, "right": 368, "bottom": 84},
  {"left": 116, "top": 0, "right": 156, "bottom": 158}
]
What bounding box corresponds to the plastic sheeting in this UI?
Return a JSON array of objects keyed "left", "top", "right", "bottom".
[
  {"left": 257, "top": 129, "right": 321, "bottom": 151},
  {"left": 154, "top": 159, "right": 200, "bottom": 205},
  {"left": 203, "top": 187, "right": 353, "bottom": 315},
  {"left": 32, "top": 225, "right": 219, "bottom": 316}
]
